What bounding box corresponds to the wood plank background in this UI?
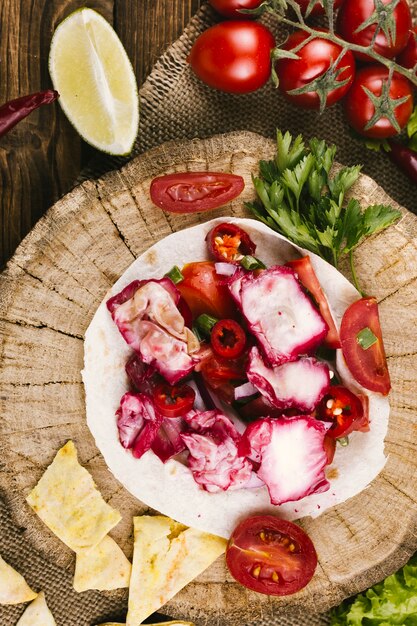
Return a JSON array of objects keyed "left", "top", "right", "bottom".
[{"left": 0, "top": 0, "right": 202, "bottom": 270}]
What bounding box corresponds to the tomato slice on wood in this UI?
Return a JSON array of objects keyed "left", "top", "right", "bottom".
[
  {"left": 316, "top": 385, "right": 366, "bottom": 439},
  {"left": 226, "top": 515, "right": 317, "bottom": 596},
  {"left": 150, "top": 172, "right": 244, "bottom": 213},
  {"left": 340, "top": 297, "right": 391, "bottom": 395},
  {"left": 211, "top": 319, "right": 246, "bottom": 359},
  {"left": 286, "top": 256, "right": 340, "bottom": 349},
  {"left": 177, "top": 262, "right": 236, "bottom": 319},
  {"left": 207, "top": 222, "right": 256, "bottom": 263},
  {"left": 153, "top": 382, "right": 195, "bottom": 418}
]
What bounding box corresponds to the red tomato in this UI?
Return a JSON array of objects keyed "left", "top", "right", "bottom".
[
  {"left": 207, "top": 222, "right": 256, "bottom": 264},
  {"left": 286, "top": 256, "right": 340, "bottom": 349},
  {"left": 211, "top": 319, "right": 246, "bottom": 359},
  {"left": 209, "top": 0, "right": 262, "bottom": 18},
  {"left": 150, "top": 172, "right": 244, "bottom": 214},
  {"left": 295, "top": 0, "right": 343, "bottom": 17},
  {"left": 336, "top": 0, "right": 412, "bottom": 61},
  {"left": 177, "top": 262, "right": 236, "bottom": 319},
  {"left": 153, "top": 383, "right": 195, "bottom": 417},
  {"left": 397, "top": 27, "right": 417, "bottom": 72},
  {"left": 344, "top": 65, "right": 413, "bottom": 139},
  {"left": 188, "top": 21, "right": 275, "bottom": 94},
  {"left": 340, "top": 297, "right": 391, "bottom": 395},
  {"left": 276, "top": 30, "right": 355, "bottom": 110},
  {"left": 316, "top": 385, "right": 366, "bottom": 438},
  {"left": 226, "top": 515, "right": 317, "bottom": 595}
]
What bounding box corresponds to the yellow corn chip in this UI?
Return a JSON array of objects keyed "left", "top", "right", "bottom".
[
  {"left": 97, "top": 622, "right": 194, "bottom": 626},
  {"left": 0, "top": 554, "right": 37, "bottom": 605},
  {"left": 16, "top": 591, "right": 56, "bottom": 625},
  {"left": 26, "top": 441, "right": 121, "bottom": 551},
  {"left": 126, "top": 515, "right": 226, "bottom": 626},
  {"left": 73, "top": 535, "right": 131, "bottom": 592}
]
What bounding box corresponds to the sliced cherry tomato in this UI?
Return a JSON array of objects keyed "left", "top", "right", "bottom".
[
  {"left": 316, "top": 385, "right": 365, "bottom": 439},
  {"left": 209, "top": 0, "right": 262, "bottom": 18},
  {"left": 295, "top": 0, "right": 343, "bottom": 17},
  {"left": 153, "top": 382, "right": 196, "bottom": 418},
  {"left": 340, "top": 297, "right": 391, "bottom": 395},
  {"left": 336, "top": 0, "right": 412, "bottom": 61},
  {"left": 200, "top": 351, "right": 247, "bottom": 403},
  {"left": 188, "top": 21, "right": 275, "bottom": 94},
  {"left": 275, "top": 30, "right": 355, "bottom": 110},
  {"left": 177, "top": 262, "right": 236, "bottom": 320},
  {"left": 211, "top": 319, "right": 246, "bottom": 359},
  {"left": 286, "top": 256, "right": 340, "bottom": 349},
  {"left": 344, "top": 66, "right": 413, "bottom": 139},
  {"left": 208, "top": 222, "right": 256, "bottom": 264},
  {"left": 150, "top": 172, "right": 244, "bottom": 214},
  {"left": 398, "top": 27, "right": 417, "bottom": 73},
  {"left": 226, "top": 515, "right": 317, "bottom": 596}
]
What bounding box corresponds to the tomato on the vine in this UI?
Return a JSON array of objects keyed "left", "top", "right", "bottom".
[
  {"left": 398, "top": 27, "right": 417, "bottom": 73},
  {"left": 208, "top": 0, "right": 262, "bottom": 19},
  {"left": 188, "top": 21, "right": 275, "bottom": 94},
  {"left": 275, "top": 30, "right": 355, "bottom": 110},
  {"left": 336, "top": 0, "right": 412, "bottom": 61},
  {"left": 226, "top": 515, "right": 317, "bottom": 595},
  {"left": 295, "top": 0, "right": 343, "bottom": 17},
  {"left": 344, "top": 65, "right": 413, "bottom": 139}
]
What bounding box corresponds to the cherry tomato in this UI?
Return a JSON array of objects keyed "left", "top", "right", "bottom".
[
  {"left": 211, "top": 319, "right": 246, "bottom": 359},
  {"left": 226, "top": 515, "right": 317, "bottom": 595},
  {"left": 316, "top": 385, "right": 365, "bottom": 439},
  {"left": 207, "top": 222, "right": 256, "bottom": 264},
  {"left": 344, "top": 66, "right": 413, "bottom": 139},
  {"left": 397, "top": 27, "right": 417, "bottom": 73},
  {"left": 340, "top": 297, "right": 391, "bottom": 395},
  {"left": 150, "top": 172, "right": 244, "bottom": 214},
  {"left": 336, "top": 0, "right": 412, "bottom": 61},
  {"left": 200, "top": 352, "right": 247, "bottom": 403},
  {"left": 209, "top": 0, "right": 262, "bottom": 18},
  {"left": 286, "top": 256, "right": 340, "bottom": 349},
  {"left": 295, "top": 0, "right": 343, "bottom": 17},
  {"left": 177, "top": 262, "right": 236, "bottom": 320},
  {"left": 188, "top": 21, "right": 275, "bottom": 94},
  {"left": 153, "top": 382, "right": 196, "bottom": 417},
  {"left": 276, "top": 30, "right": 355, "bottom": 110}
]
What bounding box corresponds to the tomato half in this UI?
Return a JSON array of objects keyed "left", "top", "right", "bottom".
[
  {"left": 286, "top": 256, "right": 340, "bottom": 349},
  {"left": 209, "top": 0, "right": 262, "bottom": 18},
  {"left": 275, "top": 30, "right": 355, "bottom": 110},
  {"left": 188, "top": 21, "right": 275, "bottom": 94},
  {"left": 177, "top": 262, "right": 236, "bottom": 320},
  {"left": 226, "top": 515, "right": 317, "bottom": 595},
  {"left": 336, "top": 0, "right": 412, "bottom": 61},
  {"left": 295, "top": 0, "right": 343, "bottom": 17},
  {"left": 398, "top": 27, "right": 417, "bottom": 73},
  {"left": 150, "top": 172, "right": 244, "bottom": 214},
  {"left": 316, "top": 385, "right": 366, "bottom": 438},
  {"left": 211, "top": 319, "right": 246, "bottom": 359},
  {"left": 340, "top": 297, "right": 391, "bottom": 395},
  {"left": 153, "top": 382, "right": 196, "bottom": 417},
  {"left": 344, "top": 66, "right": 413, "bottom": 139},
  {"left": 207, "top": 222, "right": 256, "bottom": 264}
]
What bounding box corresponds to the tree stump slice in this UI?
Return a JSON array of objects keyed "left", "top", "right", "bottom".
[{"left": 1, "top": 131, "right": 417, "bottom": 624}]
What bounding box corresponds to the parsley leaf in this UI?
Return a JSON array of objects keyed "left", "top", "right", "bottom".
[{"left": 246, "top": 130, "right": 402, "bottom": 292}]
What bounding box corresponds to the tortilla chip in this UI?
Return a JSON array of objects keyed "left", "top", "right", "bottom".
[
  {"left": 26, "top": 440, "right": 121, "bottom": 551},
  {"left": 0, "top": 554, "right": 37, "bottom": 605},
  {"left": 16, "top": 591, "right": 56, "bottom": 625},
  {"left": 73, "top": 535, "right": 131, "bottom": 592},
  {"left": 97, "top": 622, "right": 194, "bottom": 626},
  {"left": 126, "top": 515, "right": 226, "bottom": 626}
]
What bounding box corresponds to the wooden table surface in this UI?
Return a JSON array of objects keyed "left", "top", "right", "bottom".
[{"left": 0, "top": 0, "right": 202, "bottom": 270}]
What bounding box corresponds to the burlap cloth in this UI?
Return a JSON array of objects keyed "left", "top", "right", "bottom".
[{"left": 1, "top": 3, "right": 417, "bottom": 625}]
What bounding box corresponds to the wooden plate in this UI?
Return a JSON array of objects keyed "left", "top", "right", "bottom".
[{"left": 1, "top": 131, "right": 417, "bottom": 624}]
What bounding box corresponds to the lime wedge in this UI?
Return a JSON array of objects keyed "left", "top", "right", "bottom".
[{"left": 49, "top": 8, "right": 139, "bottom": 155}]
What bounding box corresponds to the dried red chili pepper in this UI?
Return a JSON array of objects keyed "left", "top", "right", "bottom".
[
  {"left": 0, "top": 90, "right": 59, "bottom": 138},
  {"left": 387, "top": 140, "right": 417, "bottom": 185}
]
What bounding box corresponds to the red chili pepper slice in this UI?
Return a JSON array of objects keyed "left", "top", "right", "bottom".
[
  {"left": 315, "top": 385, "right": 366, "bottom": 439},
  {"left": 0, "top": 90, "right": 59, "bottom": 138},
  {"left": 207, "top": 223, "right": 256, "bottom": 264},
  {"left": 153, "top": 383, "right": 196, "bottom": 418},
  {"left": 211, "top": 319, "right": 246, "bottom": 359}
]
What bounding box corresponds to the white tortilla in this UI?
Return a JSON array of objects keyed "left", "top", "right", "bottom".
[{"left": 83, "top": 218, "right": 389, "bottom": 538}]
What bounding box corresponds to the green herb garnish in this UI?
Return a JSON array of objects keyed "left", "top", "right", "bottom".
[
  {"left": 357, "top": 327, "right": 378, "bottom": 350},
  {"left": 164, "top": 265, "right": 184, "bottom": 284},
  {"left": 195, "top": 313, "right": 219, "bottom": 338},
  {"left": 246, "top": 130, "right": 402, "bottom": 293},
  {"left": 240, "top": 255, "right": 266, "bottom": 270}
]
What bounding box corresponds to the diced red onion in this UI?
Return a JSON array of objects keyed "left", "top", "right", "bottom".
[
  {"left": 234, "top": 381, "right": 258, "bottom": 400},
  {"left": 215, "top": 262, "right": 237, "bottom": 277}
]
